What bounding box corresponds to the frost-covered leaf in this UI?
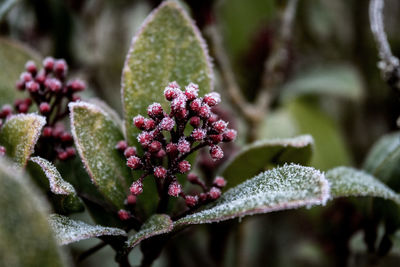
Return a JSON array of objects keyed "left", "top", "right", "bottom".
[
  {"left": 0, "top": 38, "right": 41, "bottom": 107},
  {"left": 175, "top": 164, "right": 330, "bottom": 226},
  {"left": 280, "top": 64, "right": 363, "bottom": 102},
  {"left": 0, "top": 114, "right": 46, "bottom": 167},
  {"left": 326, "top": 167, "right": 400, "bottom": 204},
  {"left": 87, "top": 98, "right": 123, "bottom": 131},
  {"left": 363, "top": 132, "right": 400, "bottom": 189},
  {"left": 30, "top": 156, "right": 83, "bottom": 212},
  {"left": 220, "top": 135, "right": 314, "bottom": 189},
  {"left": 122, "top": 0, "right": 213, "bottom": 145},
  {"left": 49, "top": 214, "right": 127, "bottom": 245},
  {"left": 126, "top": 214, "right": 173, "bottom": 249},
  {"left": 0, "top": 158, "right": 67, "bottom": 267},
  {"left": 69, "top": 102, "right": 131, "bottom": 209}
]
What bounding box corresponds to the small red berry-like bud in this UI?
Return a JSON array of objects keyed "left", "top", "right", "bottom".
[
  {"left": 20, "top": 72, "right": 32, "bottom": 82},
  {"left": 209, "top": 134, "right": 223, "bottom": 144},
  {"left": 208, "top": 113, "right": 218, "bottom": 124},
  {"left": 14, "top": 99, "right": 23, "bottom": 107},
  {"left": 212, "top": 120, "right": 228, "bottom": 133},
  {"left": 35, "top": 70, "right": 46, "bottom": 84},
  {"left": 24, "top": 98, "right": 32, "bottom": 106},
  {"left": 116, "top": 140, "right": 128, "bottom": 151},
  {"left": 168, "top": 81, "right": 180, "bottom": 89},
  {"left": 25, "top": 60, "right": 37, "bottom": 75},
  {"left": 209, "top": 187, "right": 221, "bottom": 200},
  {"left": 177, "top": 138, "right": 191, "bottom": 154},
  {"left": 124, "top": 146, "right": 137, "bottom": 157},
  {"left": 45, "top": 78, "right": 62, "bottom": 92},
  {"left": 154, "top": 166, "right": 167, "bottom": 179},
  {"left": 52, "top": 126, "right": 64, "bottom": 138},
  {"left": 189, "top": 98, "right": 202, "bottom": 112},
  {"left": 39, "top": 102, "right": 51, "bottom": 114},
  {"left": 0, "top": 146, "right": 6, "bottom": 156},
  {"left": 130, "top": 180, "right": 143, "bottom": 195},
  {"left": 198, "top": 104, "right": 211, "bottom": 118},
  {"left": 66, "top": 147, "right": 76, "bottom": 157},
  {"left": 71, "top": 95, "right": 81, "bottom": 102},
  {"left": 178, "top": 160, "right": 191, "bottom": 173},
  {"left": 118, "top": 209, "right": 131, "bottom": 220},
  {"left": 155, "top": 149, "right": 166, "bottom": 158},
  {"left": 18, "top": 103, "right": 29, "bottom": 113},
  {"left": 147, "top": 103, "right": 163, "bottom": 118},
  {"left": 16, "top": 80, "right": 25, "bottom": 91},
  {"left": 58, "top": 150, "right": 69, "bottom": 160},
  {"left": 143, "top": 118, "right": 156, "bottom": 131},
  {"left": 191, "top": 128, "right": 206, "bottom": 141},
  {"left": 137, "top": 131, "right": 152, "bottom": 147},
  {"left": 187, "top": 173, "right": 198, "bottom": 183},
  {"left": 0, "top": 105, "right": 12, "bottom": 118},
  {"left": 171, "top": 94, "right": 187, "bottom": 112},
  {"left": 43, "top": 57, "right": 55, "bottom": 71},
  {"left": 213, "top": 176, "right": 227, "bottom": 188},
  {"left": 67, "top": 79, "right": 86, "bottom": 92},
  {"left": 160, "top": 117, "right": 175, "bottom": 131},
  {"left": 185, "top": 195, "right": 198, "bottom": 207},
  {"left": 60, "top": 132, "right": 73, "bottom": 142},
  {"left": 166, "top": 143, "right": 178, "bottom": 154},
  {"left": 203, "top": 92, "right": 221, "bottom": 107},
  {"left": 133, "top": 115, "right": 145, "bottom": 129},
  {"left": 42, "top": 127, "right": 53, "bottom": 137},
  {"left": 164, "top": 86, "right": 180, "bottom": 101},
  {"left": 148, "top": 141, "right": 162, "bottom": 153},
  {"left": 127, "top": 156, "right": 142, "bottom": 169},
  {"left": 175, "top": 108, "right": 188, "bottom": 119},
  {"left": 210, "top": 145, "right": 224, "bottom": 160},
  {"left": 127, "top": 194, "right": 137, "bottom": 205},
  {"left": 189, "top": 116, "right": 201, "bottom": 128},
  {"left": 199, "top": 193, "right": 207, "bottom": 202},
  {"left": 26, "top": 81, "right": 40, "bottom": 93},
  {"left": 184, "top": 83, "right": 199, "bottom": 100},
  {"left": 223, "top": 129, "right": 237, "bottom": 142},
  {"left": 168, "top": 181, "right": 182, "bottom": 197},
  {"left": 54, "top": 59, "right": 68, "bottom": 76}
]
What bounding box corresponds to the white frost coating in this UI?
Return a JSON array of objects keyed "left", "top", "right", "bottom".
[
  {"left": 30, "top": 156, "right": 76, "bottom": 195},
  {"left": 126, "top": 214, "right": 173, "bottom": 248},
  {"left": 326, "top": 166, "right": 400, "bottom": 204},
  {"left": 87, "top": 98, "right": 123, "bottom": 129},
  {"left": 175, "top": 164, "right": 330, "bottom": 226},
  {"left": 49, "top": 214, "right": 126, "bottom": 245}
]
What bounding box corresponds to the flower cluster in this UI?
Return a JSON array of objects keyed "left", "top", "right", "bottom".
[
  {"left": 0, "top": 57, "right": 85, "bottom": 161},
  {"left": 116, "top": 82, "right": 236, "bottom": 219}
]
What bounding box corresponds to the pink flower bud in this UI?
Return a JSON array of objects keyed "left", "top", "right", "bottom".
[
  {"left": 184, "top": 83, "right": 199, "bottom": 100},
  {"left": 25, "top": 60, "right": 37, "bottom": 75},
  {"left": 189, "top": 98, "right": 202, "bottom": 112},
  {"left": 124, "top": 146, "right": 137, "bottom": 157},
  {"left": 189, "top": 116, "right": 201, "bottom": 128},
  {"left": 16, "top": 80, "right": 25, "bottom": 91},
  {"left": 147, "top": 103, "right": 163, "bottom": 118},
  {"left": 118, "top": 209, "right": 131, "bottom": 221},
  {"left": 191, "top": 128, "right": 206, "bottom": 141},
  {"left": 177, "top": 138, "right": 191, "bottom": 154},
  {"left": 26, "top": 81, "right": 40, "bottom": 93},
  {"left": 178, "top": 160, "right": 191, "bottom": 173},
  {"left": 39, "top": 102, "right": 50, "bottom": 114},
  {"left": 203, "top": 92, "right": 221, "bottom": 107},
  {"left": 54, "top": 59, "right": 68, "bottom": 76},
  {"left": 166, "top": 143, "right": 178, "bottom": 154},
  {"left": 67, "top": 79, "right": 86, "bottom": 92},
  {"left": 66, "top": 147, "right": 76, "bottom": 157},
  {"left": 209, "top": 134, "right": 223, "bottom": 144},
  {"left": 198, "top": 104, "right": 211, "bottom": 118},
  {"left": 209, "top": 187, "right": 221, "bottom": 200},
  {"left": 127, "top": 156, "right": 141, "bottom": 169},
  {"left": 155, "top": 149, "right": 166, "bottom": 158},
  {"left": 57, "top": 150, "right": 68, "bottom": 161},
  {"left": 164, "top": 86, "right": 180, "bottom": 101},
  {"left": 187, "top": 173, "right": 198, "bottom": 183},
  {"left": 154, "top": 166, "right": 167, "bottom": 179},
  {"left": 185, "top": 195, "right": 198, "bottom": 207},
  {"left": 35, "top": 70, "right": 46, "bottom": 84},
  {"left": 175, "top": 108, "right": 187, "bottom": 119},
  {"left": 210, "top": 145, "right": 224, "bottom": 160},
  {"left": 130, "top": 180, "right": 143, "bottom": 195},
  {"left": 45, "top": 78, "right": 62, "bottom": 92},
  {"left": 0, "top": 105, "right": 12, "bottom": 118},
  {"left": 208, "top": 113, "right": 218, "bottom": 124},
  {"left": 168, "top": 81, "right": 180, "bottom": 89},
  {"left": 18, "top": 103, "right": 29, "bottom": 113},
  {"left": 143, "top": 118, "right": 156, "bottom": 131},
  {"left": 199, "top": 193, "right": 207, "bottom": 202},
  {"left": 20, "top": 72, "right": 32, "bottom": 82},
  {"left": 42, "top": 127, "right": 53, "bottom": 137},
  {"left": 133, "top": 115, "right": 145, "bottom": 129},
  {"left": 160, "top": 117, "right": 175, "bottom": 131},
  {"left": 43, "top": 57, "right": 55, "bottom": 71},
  {"left": 171, "top": 94, "right": 187, "bottom": 112},
  {"left": 168, "top": 181, "right": 182, "bottom": 197},
  {"left": 213, "top": 176, "right": 227, "bottom": 188},
  {"left": 148, "top": 141, "right": 162, "bottom": 153},
  {"left": 212, "top": 120, "right": 228, "bottom": 133},
  {"left": 137, "top": 131, "right": 152, "bottom": 147},
  {"left": 116, "top": 140, "right": 128, "bottom": 151},
  {"left": 127, "top": 194, "right": 137, "bottom": 205},
  {"left": 0, "top": 146, "right": 6, "bottom": 156},
  {"left": 60, "top": 132, "right": 73, "bottom": 142},
  {"left": 223, "top": 129, "right": 237, "bottom": 142}
]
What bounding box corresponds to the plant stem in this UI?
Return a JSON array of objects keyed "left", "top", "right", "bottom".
[{"left": 78, "top": 241, "right": 107, "bottom": 262}]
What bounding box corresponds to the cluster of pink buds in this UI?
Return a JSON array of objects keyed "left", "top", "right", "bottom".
[
  {"left": 116, "top": 82, "right": 236, "bottom": 218},
  {"left": 0, "top": 57, "right": 85, "bottom": 161}
]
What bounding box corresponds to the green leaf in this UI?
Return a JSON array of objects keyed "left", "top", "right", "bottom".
[
  {"left": 69, "top": 102, "right": 131, "bottom": 209},
  {"left": 0, "top": 38, "right": 41, "bottom": 107},
  {"left": 326, "top": 166, "right": 400, "bottom": 205},
  {"left": 280, "top": 64, "right": 364, "bottom": 102},
  {"left": 30, "top": 156, "right": 84, "bottom": 213},
  {"left": 175, "top": 164, "right": 330, "bottom": 226},
  {"left": 219, "top": 135, "right": 314, "bottom": 189},
  {"left": 0, "top": 158, "right": 67, "bottom": 267},
  {"left": 363, "top": 132, "right": 400, "bottom": 189},
  {"left": 48, "top": 214, "right": 127, "bottom": 245},
  {"left": 87, "top": 98, "right": 123, "bottom": 131},
  {"left": 126, "top": 214, "right": 173, "bottom": 249},
  {"left": 0, "top": 114, "right": 46, "bottom": 167},
  {"left": 122, "top": 0, "right": 213, "bottom": 145}
]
